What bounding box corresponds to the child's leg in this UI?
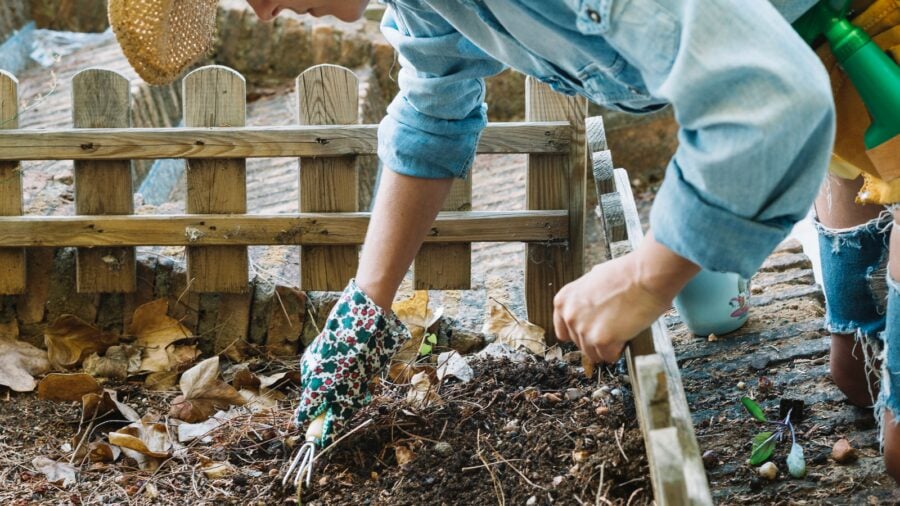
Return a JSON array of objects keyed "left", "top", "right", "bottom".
[
  {"left": 816, "top": 172, "right": 888, "bottom": 407},
  {"left": 356, "top": 170, "right": 455, "bottom": 309},
  {"left": 880, "top": 217, "right": 900, "bottom": 483}
]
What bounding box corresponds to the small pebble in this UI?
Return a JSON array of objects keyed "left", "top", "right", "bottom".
[
  {"left": 433, "top": 442, "right": 453, "bottom": 457},
  {"left": 758, "top": 462, "right": 778, "bottom": 481},
  {"left": 591, "top": 388, "right": 608, "bottom": 401},
  {"left": 831, "top": 438, "right": 858, "bottom": 464},
  {"left": 737, "top": 381, "right": 746, "bottom": 390},
  {"left": 552, "top": 475, "right": 565, "bottom": 487},
  {"left": 501, "top": 419, "right": 520, "bottom": 432},
  {"left": 595, "top": 406, "right": 610, "bottom": 417},
  {"left": 542, "top": 392, "right": 562, "bottom": 404},
  {"left": 526, "top": 496, "right": 538, "bottom": 506},
  {"left": 610, "top": 388, "right": 623, "bottom": 399},
  {"left": 707, "top": 333, "right": 718, "bottom": 342},
  {"left": 701, "top": 450, "right": 719, "bottom": 469},
  {"left": 565, "top": 388, "right": 584, "bottom": 401}
]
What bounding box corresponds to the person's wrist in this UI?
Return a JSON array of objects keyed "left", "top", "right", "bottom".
[{"left": 632, "top": 231, "right": 700, "bottom": 304}]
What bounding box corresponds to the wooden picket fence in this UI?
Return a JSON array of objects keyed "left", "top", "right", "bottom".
[{"left": 0, "top": 63, "right": 585, "bottom": 341}]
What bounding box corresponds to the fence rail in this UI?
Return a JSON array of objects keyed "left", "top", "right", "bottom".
[{"left": 0, "top": 63, "right": 585, "bottom": 338}]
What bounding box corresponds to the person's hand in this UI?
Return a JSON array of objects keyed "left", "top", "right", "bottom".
[{"left": 553, "top": 232, "right": 699, "bottom": 364}]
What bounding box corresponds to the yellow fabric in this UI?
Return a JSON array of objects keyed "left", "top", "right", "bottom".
[{"left": 816, "top": 0, "right": 900, "bottom": 204}]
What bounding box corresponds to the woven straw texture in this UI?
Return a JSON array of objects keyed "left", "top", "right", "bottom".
[{"left": 109, "top": 0, "right": 219, "bottom": 85}]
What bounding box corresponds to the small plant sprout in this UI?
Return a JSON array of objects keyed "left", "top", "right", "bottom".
[
  {"left": 418, "top": 333, "right": 438, "bottom": 356},
  {"left": 740, "top": 396, "right": 806, "bottom": 478}
]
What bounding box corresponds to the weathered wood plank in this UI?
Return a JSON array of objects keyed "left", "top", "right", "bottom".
[
  {"left": 525, "top": 78, "right": 587, "bottom": 343},
  {"left": 0, "top": 70, "right": 25, "bottom": 294},
  {"left": 0, "top": 211, "right": 569, "bottom": 247},
  {"left": 73, "top": 69, "right": 136, "bottom": 293},
  {"left": 415, "top": 176, "right": 473, "bottom": 290},
  {"left": 608, "top": 167, "right": 713, "bottom": 505},
  {"left": 0, "top": 122, "right": 571, "bottom": 160},
  {"left": 649, "top": 427, "right": 690, "bottom": 506},
  {"left": 298, "top": 65, "right": 359, "bottom": 291},
  {"left": 183, "top": 66, "right": 248, "bottom": 293}
]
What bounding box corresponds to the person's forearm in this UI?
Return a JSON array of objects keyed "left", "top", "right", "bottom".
[
  {"left": 356, "top": 169, "right": 455, "bottom": 309},
  {"left": 634, "top": 230, "right": 701, "bottom": 303}
]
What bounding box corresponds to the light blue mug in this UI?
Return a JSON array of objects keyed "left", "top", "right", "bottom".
[{"left": 673, "top": 270, "right": 751, "bottom": 336}]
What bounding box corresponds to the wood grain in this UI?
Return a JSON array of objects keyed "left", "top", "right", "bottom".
[
  {"left": 0, "top": 122, "right": 571, "bottom": 160},
  {"left": 415, "top": 175, "right": 472, "bottom": 290},
  {"left": 72, "top": 69, "right": 136, "bottom": 293},
  {"left": 297, "top": 65, "right": 359, "bottom": 291},
  {"left": 0, "top": 70, "right": 25, "bottom": 294},
  {"left": 0, "top": 211, "right": 568, "bottom": 247},
  {"left": 183, "top": 66, "right": 249, "bottom": 293},
  {"left": 524, "top": 78, "right": 587, "bottom": 343}
]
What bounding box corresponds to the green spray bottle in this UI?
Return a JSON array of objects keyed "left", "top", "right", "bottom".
[{"left": 794, "top": 0, "right": 900, "bottom": 179}]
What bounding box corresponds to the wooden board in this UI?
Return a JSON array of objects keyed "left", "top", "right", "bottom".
[
  {"left": 0, "top": 122, "right": 571, "bottom": 160},
  {"left": 183, "top": 66, "right": 248, "bottom": 293},
  {"left": 72, "top": 69, "right": 136, "bottom": 293},
  {"left": 524, "top": 78, "right": 587, "bottom": 343},
  {"left": 297, "top": 65, "right": 359, "bottom": 291},
  {"left": 0, "top": 211, "right": 568, "bottom": 247},
  {"left": 414, "top": 176, "right": 472, "bottom": 290},
  {"left": 601, "top": 166, "right": 712, "bottom": 505},
  {"left": 0, "top": 70, "right": 25, "bottom": 294}
]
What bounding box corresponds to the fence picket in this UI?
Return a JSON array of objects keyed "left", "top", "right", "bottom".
[
  {"left": 183, "top": 66, "right": 249, "bottom": 293},
  {"left": 0, "top": 70, "right": 25, "bottom": 294},
  {"left": 72, "top": 69, "right": 136, "bottom": 293},
  {"left": 414, "top": 176, "right": 473, "bottom": 290},
  {"left": 297, "top": 65, "right": 359, "bottom": 291},
  {"left": 524, "top": 77, "right": 587, "bottom": 343}
]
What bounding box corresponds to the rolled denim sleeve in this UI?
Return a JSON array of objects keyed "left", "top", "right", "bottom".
[
  {"left": 379, "top": 5, "right": 507, "bottom": 179},
  {"left": 597, "top": 0, "right": 835, "bottom": 277}
]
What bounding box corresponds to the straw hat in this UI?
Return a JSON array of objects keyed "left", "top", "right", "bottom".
[{"left": 108, "top": 0, "right": 219, "bottom": 85}]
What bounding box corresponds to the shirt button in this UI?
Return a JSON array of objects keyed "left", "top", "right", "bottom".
[{"left": 587, "top": 9, "right": 601, "bottom": 23}]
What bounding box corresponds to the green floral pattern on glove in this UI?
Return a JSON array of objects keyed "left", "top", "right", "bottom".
[{"left": 295, "top": 279, "right": 410, "bottom": 446}]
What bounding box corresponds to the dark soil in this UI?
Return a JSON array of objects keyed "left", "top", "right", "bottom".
[
  {"left": 0, "top": 356, "right": 649, "bottom": 506},
  {"left": 300, "top": 358, "right": 648, "bottom": 506}
]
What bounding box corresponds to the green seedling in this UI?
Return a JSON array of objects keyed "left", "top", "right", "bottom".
[
  {"left": 741, "top": 396, "right": 806, "bottom": 478},
  {"left": 418, "top": 333, "right": 438, "bottom": 356}
]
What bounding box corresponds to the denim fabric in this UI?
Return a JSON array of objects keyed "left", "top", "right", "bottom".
[
  {"left": 879, "top": 275, "right": 900, "bottom": 438},
  {"left": 816, "top": 215, "right": 892, "bottom": 338},
  {"left": 377, "top": 0, "right": 836, "bottom": 278}
]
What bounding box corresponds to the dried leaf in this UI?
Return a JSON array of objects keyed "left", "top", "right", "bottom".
[
  {"left": 169, "top": 357, "right": 246, "bottom": 423},
  {"left": 83, "top": 345, "right": 142, "bottom": 380},
  {"left": 395, "top": 445, "right": 416, "bottom": 466},
  {"left": 406, "top": 371, "right": 442, "bottom": 409},
  {"left": 32, "top": 457, "right": 77, "bottom": 488},
  {"left": 436, "top": 351, "right": 473, "bottom": 383},
  {"left": 88, "top": 442, "right": 121, "bottom": 463},
  {"left": 145, "top": 371, "right": 179, "bottom": 391},
  {"left": 128, "top": 300, "right": 193, "bottom": 373},
  {"left": 390, "top": 292, "right": 443, "bottom": 383},
  {"left": 177, "top": 410, "right": 239, "bottom": 443},
  {"left": 481, "top": 300, "right": 546, "bottom": 355},
  {"left": 0, "top": 334, "right": 50, "bottom": 392},
  {"left": 109, "top": 419, "right": 173, "bottom": 470},
  {"left": 37, "top": 373, "right": 101, "bottom": 402},
  {"left": 81, "top": 389, "right": 141, "bottom": 424},
  {"left": 44, "top": 315, "right": 119, "bottom": 369},
  {"left": 238, "top": 388, "right": 281, "bottom": 413},
  {"left": 232, "top": 364, "right": 261, "bottom": 391},
  {"left": 258, "top": 370, "right": 301, "bottom": 390}
]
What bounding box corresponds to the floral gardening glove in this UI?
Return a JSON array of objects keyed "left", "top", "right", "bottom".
[{"left": 295, "top": 279, "right": 410, "bottom": 446}]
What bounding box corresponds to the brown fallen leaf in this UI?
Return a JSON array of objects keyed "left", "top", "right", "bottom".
[
  {"left": 144, "top": 371, "right": 179, "bottom": 391},
  {"left": 0, "top": 334, "right": 50, "bottom": 392},
  {"left": 88, "top": 441, "right": 121, "bottom": 463},
  {"left": 44, "top": 315, "right": 120, "bottom": 370},
  {"left": 128, "top": 300, "right": 193, "bottom": 373},
  {"left": 83, "top": 345, "right": 142, "bottom": 380},
  {"left": 109, "top": 419, "right": 173, "bottom": 471},
  {"left": 395, "top": 445, "right": 416, "bottom": 466},
  {"left": 37, "top": 373, "right": 101, "bottom": 402},
  {"left": 202, "top": 461, "right": 236, "bottom": 479},
  {"left": 169, "top": 357, "right": 246, "bottom": 423},
  {"left": 390, "top": 291, "right": 443, "bottom": 383},
  {"left": 406, "top": 371, "right": 442, "bottom": 409},
  {"left": 481, "top": 299, "right": 546, "bottom": 355},
  {"left": 32, "top": 457, "right": 78, "bottom": 488},
  {"left": 81, "top": 389, "right": 141, "bottom": 424}
]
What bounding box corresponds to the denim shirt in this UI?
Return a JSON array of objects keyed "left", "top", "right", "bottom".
[{"left": 377, "top": 0, "right": 836, "bottom": 278}]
